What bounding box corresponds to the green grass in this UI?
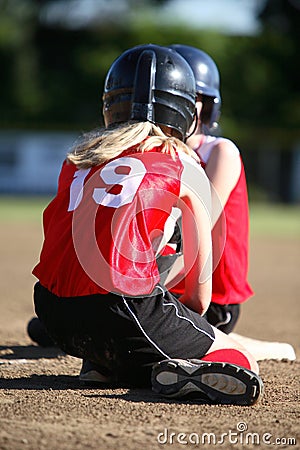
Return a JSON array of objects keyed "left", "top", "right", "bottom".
[
  {"left": 0, "top": 196, "right": 299, "bottom": 237},
  {"left": 0, "top": 196, "right": 51, "bottom": 223},
  {"left": 249, "top": 203, "right": 300, "bottom": 237}
]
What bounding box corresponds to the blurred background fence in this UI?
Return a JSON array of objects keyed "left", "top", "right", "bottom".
[{"left": 0, "top": 0, "right": 299, "bottom": 201}]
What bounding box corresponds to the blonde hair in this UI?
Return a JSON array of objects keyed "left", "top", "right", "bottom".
[{"left": 67, "top": 121, "right": 198, "bottom": 168}]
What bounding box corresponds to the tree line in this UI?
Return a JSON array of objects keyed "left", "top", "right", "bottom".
[{"left": 0, "top": 0, "right": 299, "bottom": 152}]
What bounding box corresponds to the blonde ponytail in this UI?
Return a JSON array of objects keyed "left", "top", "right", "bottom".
[{"left": 67, "top": 121, "right": 197, "bottom": 168}]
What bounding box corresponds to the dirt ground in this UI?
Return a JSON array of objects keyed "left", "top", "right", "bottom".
[{"left": 0, "top": 221, "right": 299, "bottom": 450}]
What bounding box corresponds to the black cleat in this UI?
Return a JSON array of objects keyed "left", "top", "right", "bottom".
[
  {"left": 79, "top": 360, "right": 113, "bottom": 385},
  {"left": 151, "top": 358, "right": 263, "bottom": 405}
]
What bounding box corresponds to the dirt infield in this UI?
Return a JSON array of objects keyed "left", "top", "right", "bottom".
[{"left": 0, "top": 220, "right": 299, "bottom": 450}]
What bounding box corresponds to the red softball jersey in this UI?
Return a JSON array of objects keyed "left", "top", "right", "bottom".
[
  {"left": 33, "top": 148, "right": 198, "bottom": 298},
  {"left": 171, "top": 136, "right": 254, "bottom": 305}
]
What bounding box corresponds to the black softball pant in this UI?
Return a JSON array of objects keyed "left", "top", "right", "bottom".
[{"left": 34, "top": 282, "right": 215, "bottom": 387}]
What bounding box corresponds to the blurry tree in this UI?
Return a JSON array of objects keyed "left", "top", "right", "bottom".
[
  {"left": 0, "top": 0, "right": 299, "bottom": 146},
  {"left": 0, "top": 0, "right": 43, "bottom": 123},
  {"left": 216, "top": 0, "right": 300, "bottom": 202},
  {"left": 0, "top": 0, "right": 171, "bottom": 129},
  {"left": 218, "top": 0, "right": 300, "bottom": 147}
]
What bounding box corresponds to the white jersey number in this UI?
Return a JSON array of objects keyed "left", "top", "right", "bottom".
[{"left": 68, "top": 157, "right": 147, "bottom": 211}]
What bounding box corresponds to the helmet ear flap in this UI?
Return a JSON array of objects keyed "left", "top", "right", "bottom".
[
  {"left": 185, "top": 107, "right": 198, "bottom": 141},
  {"left": 200, "top": 95, "right": 221, "bottom": 130},
  {"left": 131, "top": 50, "right": 156, "bottom": 122}
]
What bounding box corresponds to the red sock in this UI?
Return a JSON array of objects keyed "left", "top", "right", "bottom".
[{"left": 202, "top": 349, "right": 251, "bottom": 370}]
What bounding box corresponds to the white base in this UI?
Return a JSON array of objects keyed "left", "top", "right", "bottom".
[{"left": 229, "top": 333, "right": 296, "bottom": 361}]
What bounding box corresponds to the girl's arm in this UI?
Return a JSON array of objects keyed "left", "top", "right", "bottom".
[
  {"left": 205, "top": 140, "right": 241, "bottom": 227},
  {"left": 177, "top": 154, "right": 212, "bottom": 315}
]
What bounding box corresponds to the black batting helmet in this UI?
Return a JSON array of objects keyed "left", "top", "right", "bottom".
[
  {"left": 103, "top": 44, "right": 197, "bottom": 140},
  {"left": 169, "top": 44, "right": 221, "bottom": 129}
]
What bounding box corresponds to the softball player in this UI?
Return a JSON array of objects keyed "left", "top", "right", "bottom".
[
  {"left": 168, "top": 45, "right": 253, "bottom": 333},
  {"left": 31, "top": 44, "right": 263, "bottom": 404}
]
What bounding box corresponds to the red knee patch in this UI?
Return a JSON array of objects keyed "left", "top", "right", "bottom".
[{"left": 202, "top": 349, "right": 251, "bottom": 370}]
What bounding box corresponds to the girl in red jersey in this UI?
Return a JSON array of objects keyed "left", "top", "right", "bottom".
[
  {"left": 32, "top": 44, "right": 263, "bottom": 404},
  {"left": 164, "top": 45, "right": 295, "bottom": 362},
  {"left": 168, "top": 45, "right": 253, "bottom": 334}
]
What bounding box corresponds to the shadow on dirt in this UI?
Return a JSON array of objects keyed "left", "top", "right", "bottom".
[
  {"left": 0, "top": 373, "right": 157, "bottom": 401},
  {"left": 0, "top": 344, "right": 64, "bottom": 361},
  {"left": 0, "top": 374, "right": 84, "bottom": 390},
  {"left": 0, "top": 374, "right": 203, "bottom": 404}
]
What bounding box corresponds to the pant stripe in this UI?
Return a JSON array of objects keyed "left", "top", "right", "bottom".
[
  {"left": 162, "top": 301, "right": 215, "bottom": 342},
  {"left": 122, "top": 297, "right": 170, "bottom": 359}
]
